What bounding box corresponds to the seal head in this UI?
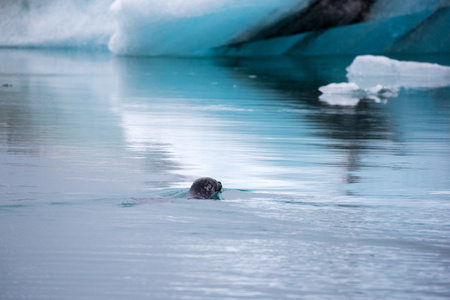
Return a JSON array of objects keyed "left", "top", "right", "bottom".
[{"left": 187, "top": 177, "right": 222, "bottom": 199}]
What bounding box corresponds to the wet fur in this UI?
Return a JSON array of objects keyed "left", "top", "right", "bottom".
[{"left": 187, "top": 177, "right": 222, "bottom": 199}]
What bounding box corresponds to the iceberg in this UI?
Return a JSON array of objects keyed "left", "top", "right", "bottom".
[
  {"left": 1, "top": 0, "right": 449, "bottom": 56},
  {"left": 0, "top": 0, "right": 114, "bottom": 49},
  {"left": 319, "top": 55, "right": 450, "bottom": 106},
  {"left": 214, "top": 0, "right": 450, "bottom": 57},
  {"left": 107, "top": 0, "right": 301, "bottom": 56}
]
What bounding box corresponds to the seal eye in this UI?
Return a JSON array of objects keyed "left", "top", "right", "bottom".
[{"left": 217, "top": 181, "right": 222, "bottom": 191}]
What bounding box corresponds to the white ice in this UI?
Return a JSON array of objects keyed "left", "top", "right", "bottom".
[
  {"left": 347, "top": 55, "right": 450, "bottom": 89},
  {"left": 319, "top": 55, "right": 450, "bottom": 106},
  {"left": 319, "top": 82, "right": 396, "bottom": 106}
]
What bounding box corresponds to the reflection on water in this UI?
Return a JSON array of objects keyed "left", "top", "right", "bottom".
[
  {"left": 0, "top": 50, "right": 450, "bottom": 299},
  {"left": 2, "top": 50, "right": 449, "bottom": 199}
]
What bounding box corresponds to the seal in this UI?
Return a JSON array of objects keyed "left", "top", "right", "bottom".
[{"left": 187, "top": 177, "right": 222, "bottom": 199}]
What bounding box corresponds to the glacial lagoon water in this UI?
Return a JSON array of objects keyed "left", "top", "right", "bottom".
[{"left": 1, "top": 50, "right": 450, "bottom": 299}]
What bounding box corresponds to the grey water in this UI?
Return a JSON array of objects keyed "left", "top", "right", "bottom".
[{"left": 1, "top": 49, "right": 449, "bottom": 299}]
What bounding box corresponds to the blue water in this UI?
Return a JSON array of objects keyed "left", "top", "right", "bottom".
[{"left": 1, "top": 49, "right": 450, "bottom": 299}]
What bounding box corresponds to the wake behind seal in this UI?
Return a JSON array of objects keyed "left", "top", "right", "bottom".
[{"left": 187, "top": 177, "right": 222, "bottom": 199}]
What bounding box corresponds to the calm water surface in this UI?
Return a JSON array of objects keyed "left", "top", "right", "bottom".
[{"left": 1, "top": 50, "right": 449, "bottom": 299}]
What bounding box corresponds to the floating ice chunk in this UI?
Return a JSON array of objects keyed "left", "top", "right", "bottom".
[
  {"left": 347, "top": 55, "right": 450, "bottom": 77},
  {"left": 318, "top": 82, "right": 396, "bottom": 106},
  {"left": 346, "top": 55, "right": 450, "bottom": 89},
  {"left": 319, "top": 82, "right": 360, "bottom": 94},
  {"left": 319, "top": 55, "right": 450, "bottom": 106}
]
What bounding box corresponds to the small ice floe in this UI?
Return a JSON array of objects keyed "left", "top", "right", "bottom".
[
  {"left": 319, "top": 55, "right": 450, "bottom": 106},
  {"left": 319, "top": 82, "right": 397, "bottom": 106}
]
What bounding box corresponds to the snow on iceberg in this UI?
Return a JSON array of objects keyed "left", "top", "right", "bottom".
[{"left": 319, "top": 55, "right": 450, "bottom": 106}]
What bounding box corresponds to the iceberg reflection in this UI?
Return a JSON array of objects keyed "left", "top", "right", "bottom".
[
  {"left": 109, "top": 57, "right": 320, "bottom": 192},
  {"left": 109, "top": 56, "right": 408, "bottom": 197}
]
